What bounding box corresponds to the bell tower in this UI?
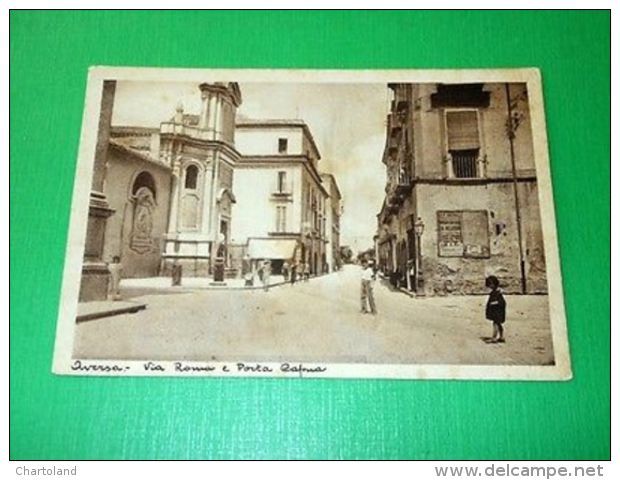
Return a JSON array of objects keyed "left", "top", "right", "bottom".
[{"left": 160, "top": 82, "right": 242, "bottom": 277}]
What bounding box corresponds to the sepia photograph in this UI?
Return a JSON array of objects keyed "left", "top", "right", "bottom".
[{"left": 52, "top": 67, "right": 570, "bottom": 380}]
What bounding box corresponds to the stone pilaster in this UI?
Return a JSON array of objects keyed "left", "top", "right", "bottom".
[{"left": 79, "top": 80, "right": 116, "bottom": 302}]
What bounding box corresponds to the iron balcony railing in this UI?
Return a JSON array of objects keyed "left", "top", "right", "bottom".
[{"left": 445, "top": 150, "right": 487, "bottom": 179}]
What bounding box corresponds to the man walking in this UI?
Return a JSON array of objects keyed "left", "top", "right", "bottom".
[
  {"left": 360, "top": 260, "right": 377, "bottom": 315},
  {"left": 262, "top": 260, "right": 272, "bottom": 292}
]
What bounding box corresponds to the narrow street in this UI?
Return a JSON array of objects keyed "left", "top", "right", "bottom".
[{"left": 74, "top": 265, "right": 554, "bottom": 366}]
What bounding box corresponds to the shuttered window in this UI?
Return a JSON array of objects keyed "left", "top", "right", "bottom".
[
  {"left": 276, "top": 205, "right": 287, "bottom": 232},
  {"left": 446, "top": 110, "right": 480, "bottom": 150},
  {"left": 446, "top": 110, "right": 481, "bottom": 178}
]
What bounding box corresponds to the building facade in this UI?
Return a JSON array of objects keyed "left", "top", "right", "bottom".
[
  {"left": 376, "top": 82, "right": 547, "bottom": 296},
  {"left": 320, "top": 173, "right": 343, "bottom": 272},
  {"left": 230, "top": 120, "right": 330, "bottom": 275}
]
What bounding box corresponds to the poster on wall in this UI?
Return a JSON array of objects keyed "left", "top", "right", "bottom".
[
  {"left": 52, "top": 67, "right": 570, "bottom": 381},
  {"left": 437, "top": 211, "right": 464, "bottom": 257}
]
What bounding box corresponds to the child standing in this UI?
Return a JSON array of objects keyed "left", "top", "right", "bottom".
[{"left": 485, "top": 275, "right": 506, "bottom": 343}]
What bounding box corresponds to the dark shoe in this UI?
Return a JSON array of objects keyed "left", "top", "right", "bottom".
[{"left": 496, "top": 338, "right": 506, "bottom": 343}]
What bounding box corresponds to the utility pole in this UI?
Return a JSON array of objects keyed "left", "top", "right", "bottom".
[{"left": 505, "top": 83, "right": 527, "bottom": 294}]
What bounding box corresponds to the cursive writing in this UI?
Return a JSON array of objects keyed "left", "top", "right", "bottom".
[
  {"left": 280, "top": 363, "right": 327, "bottom": 374},
  {"left": 70, "top": 360, "right": 129, "bottom": 372}
]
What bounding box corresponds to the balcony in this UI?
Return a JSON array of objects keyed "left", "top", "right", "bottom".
[
  {"left": 394, "top": 168, "right": 412, "bottom": 195},
  {"left": 385, "top": 166, "right": 412, "bottom": 209},
  {"left": 445, "top": 151, "right": 487, "bottom": 179},
  {"left": 387, "top": 133, "right": 401, "bottom": 157},
  {"left": 386, "top": 200, "right": 400, "bottom": 215},
  {"left": 395, "top": 100, "right": 409, "bottom": 121},
  {"left": 271, "top": 188, "right": 292, "bottom": 198},
  {"left": 270, "top": 180, "right": 293, "bottom": 199}
]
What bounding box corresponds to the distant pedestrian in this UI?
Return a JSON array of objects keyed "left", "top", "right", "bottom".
[
  {"left": 171, "top": 260, "right": 182, "bottom": 287},
  {"left": 262, "top": 260, "right": 272, "bottom": 292},
  {"left": 484, "top": 275, "right": 506, "bottom": 343},
  {"left": 360, "top": 260, "right": 377, "bottom": 315},
  {"left": 257, "top": 261, "right": 264, "bottom": 282},
  {"left": 299, "top": 262, "right": 308, "bottom": 282},
  {"left": 296, "top": 262, "right": 303, "bottom": 282},
  {"left": 108, "top": 256, "right": 123, "bottom": 300},
  {"left": 290, "top": 262, "right": 297, "bottom": 285},
  {"left": 282, "top": 261, "right": 290, "bottom": 282},
  {"left": 243, "top": 254, "right": 254, "bottom": 287}
]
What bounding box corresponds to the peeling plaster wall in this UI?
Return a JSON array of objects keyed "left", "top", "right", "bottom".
[{"left": 416, "top": 181, "right": 546, "bottom": 295}]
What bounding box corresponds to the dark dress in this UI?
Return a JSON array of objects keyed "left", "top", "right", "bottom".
[{"left": 485, "top": 289, "right": 506, "bottom": 324}]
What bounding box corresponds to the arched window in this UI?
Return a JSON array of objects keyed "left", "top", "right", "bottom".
[
  {"left": 185, "top": 165, "right": 199, "bottom": 189},
  {"left": 132, "top": 171, "right": 156, "bottom": 200}
]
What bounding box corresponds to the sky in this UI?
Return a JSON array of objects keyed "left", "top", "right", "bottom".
[{"left": 112, "top": 81, "right": 390, "bottom": 252}]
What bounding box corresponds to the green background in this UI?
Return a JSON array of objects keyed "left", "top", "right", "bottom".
[{"left": 10, "top": 11, "right": 610, "bottom": 460}]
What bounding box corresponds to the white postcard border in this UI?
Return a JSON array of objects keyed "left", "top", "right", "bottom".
[{"left": 52, "top": 67, "right": 572, "bottom": 381}]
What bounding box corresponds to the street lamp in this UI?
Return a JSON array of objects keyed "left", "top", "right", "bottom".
[
  {"left": 414, "top": 217, "right": 425, "bottom": 296},
  {"left": 414, "top": 217, "right": 424, "bottom": 237}
]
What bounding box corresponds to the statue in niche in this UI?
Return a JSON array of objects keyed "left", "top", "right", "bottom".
[{"left": 130, "top": 187, "right": 155, "bottom": 254}]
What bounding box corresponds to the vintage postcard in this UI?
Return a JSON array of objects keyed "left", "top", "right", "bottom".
[{"left": 52, "top": 67, "right": 571, "bottom": 380}]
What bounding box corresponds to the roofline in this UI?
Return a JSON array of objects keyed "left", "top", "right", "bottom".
[
  {"left": 235, "top": 120, "right": 321, "bottom": 160},
  {"left": 236, "top": 119, "right": 306, "bottom": 127},
  {"left": 238, "top": 154, "right": 308, "bottom": 162},
  {"left": 108, "top": 140, "right": 171, "bottom": 171},
  {"left": 111, "top": 125, "right": 159, "bottom": 137},
  {"left": 319, "top": 172, "right": 342, "bottom": 199}
]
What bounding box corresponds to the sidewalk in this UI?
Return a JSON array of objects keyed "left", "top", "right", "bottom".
[{"left": 120, "top": 273, "right": 328, "bottom": 292}]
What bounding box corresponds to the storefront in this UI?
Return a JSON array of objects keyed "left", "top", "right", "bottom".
[{"left": 247, "top": 237, "right": 300, "bottom": 275}]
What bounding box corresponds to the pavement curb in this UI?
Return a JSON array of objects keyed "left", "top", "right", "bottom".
[
  {"left": 122, "top": 272, "right": 337, "bottom": 292},
  {"left": 77, "top": 301, "right": 146, "bottom": 322}
]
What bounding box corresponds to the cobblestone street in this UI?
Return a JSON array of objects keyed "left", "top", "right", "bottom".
[{"left": 74, "top": 265, "right": 554, "bottom": 366}]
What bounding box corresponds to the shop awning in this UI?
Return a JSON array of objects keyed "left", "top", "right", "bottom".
[{"left": 247, "top": 238, "right": 298, "bottom": 260}]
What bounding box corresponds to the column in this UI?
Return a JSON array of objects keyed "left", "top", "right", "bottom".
[
  {"left": 213, "top": 97, "right": 221, "bottom": 140},
  {"left": 198, "top": 90, "right": 210, "bottom": 130},
  {"left": 79, "top": 80, "right": 116, "bottom": 302},
  {"left": 207, "top": 94, "right": 217, "bottom": 132},
  {"left": 201, "top": 161, "right": 214, "bottom": 236},
  {"left": 167, "top": 159, "right": 181, "bottom": 236}
]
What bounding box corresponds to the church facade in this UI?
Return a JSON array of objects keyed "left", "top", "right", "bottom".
[
  {"left": 81, "top": 81, "right": 342, "bottom": 299},
  {"left": 158, "top": 82, "right": 242, "bottom": 277}
]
